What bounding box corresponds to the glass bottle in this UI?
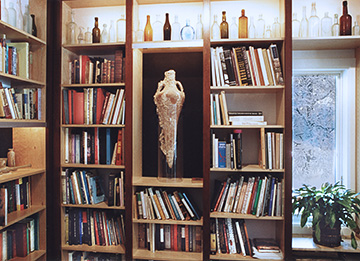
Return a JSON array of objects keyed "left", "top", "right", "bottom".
[
  {"left": 211, "top": 15, "right": 220, "bottom": 40},
  {"left": 272, "top": 17, "right": 281, "bottom": 37},
  {"left": 144, "top": 15, "right": 153, "bottom": 41},
  {"left": 220, "top": 11, "right": 229, "bottom": 39},
  {"left": 101, "top": 24, "right": 108, "bottom": 43},
  {"left": 163, "top": 13, "right": 171, "bottom": 41},
  {"left": 135, "top": 21, "right": 144, "bottom": 42},
  {"left": 265, "top": 25, "right": 271, "bottom": 38},
  {"left": 353, "top": 21, "right": 360, "bottom": 35},
  {"left": 321, "top": 12, "right": 332, "bottom": 37},
  {"left": 309, "top": 2, "right": 320, "bottom": 37},
  {"left": 116, "top": 14, "right": 126, "bottom": 42},
  {"left": 16, "top": 0, "right": 23, "bottom": 31},
  {"left": 340, "top": 0, "right": 352, "bottom": 36},
  {"left": 2, "top": 0, "right": 9, "bottom": 24},
  {"left": 172, "top": 15, "right": 181, "bottom": 40},
  {"left": 230, "top": 17, "right": 238, "bottom": 39},
  {"left": 92, "top": 17, "right": 101, "bottom": 43},
  {"left": 31, "top": 14, "right": 37, "bottom": 37},
  {"left": 256, "top": 14, "right": 265, "bottom": 38},
  {"left": 300, "top": 6, "right": 308, "bottom": 37},
  {"left": 67, "top": 11, "right": 77, "bottom": 44},
  {"left": 332, "top": 14, "right": 340, "bottom": 36},
  {"left": 152, "top": 14, "right": 163, "bottom": 41},
  {"left": 8, "top": 2, "right": 16, "bottom": 28},
  {"left": 180, "top": 19, "right": 195, "bottom": 40},
  {"left": 85, "top": 27, "right": 92, "bottom": 43},
  {"left": 292, "top": 13, "right": 300, "bottom": 37},
  {"left": 248, "top": 16, "right": 256, "bottom": 38},
  {"left": 23, "top": 5, "right": 31, "bottom": 34},
  {"left": 78, "top": 27, "right": 84, "bottom": 44},
  {"left": 238, "top": 9, "right": 248, "bottom": 38},
  {"left": 196, "top": 14, "right": 203, "bottom": 39},
  {"left": 109, "top": 20, "right": 115, "bottom": 42}
]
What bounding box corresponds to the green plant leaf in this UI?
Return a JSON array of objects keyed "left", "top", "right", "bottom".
[
  {"left": 301, "top": 211, "right": 309, "bottom": 228},
  {"left": 351, "top": 232, "right": 358, "bottom": 249},
  {"left": 315, "top": 223, "right": 321, "bottom": 242},
  {"left": 330, "top": 212, "right": 336, "bottom": 228}
]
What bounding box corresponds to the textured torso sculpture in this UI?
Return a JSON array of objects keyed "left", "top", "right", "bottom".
[{"left": 154, "top": 70, "right": 185, "bottom": 171}]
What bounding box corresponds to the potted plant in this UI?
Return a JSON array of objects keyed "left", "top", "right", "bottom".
[{"left": 292, "top": 182, "right": 360, "bottom": 249}]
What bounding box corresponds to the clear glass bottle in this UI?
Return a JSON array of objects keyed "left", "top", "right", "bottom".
[
  {"left": 172, "top": 15, "right": 181, "bottom": 40},
  {"left": 163, "top": 13, "right": 171, "bottom": 41},
  {"left": 265, "top": 25, "right": 271, "bottom": 38},
  {"left": 101, "top": 24, "right": 108, "bottom": 43},
  {"left": 78, "top": 27, "right": 84, "bottom": 44},
  {"left": 135, "top": 20, "right": 144, "bottom": 42},
  {"left": 353, "top": 21, "right": 360, "bottom": 35},
  {"left": 300, "top": 6, "right": 308, "bottom": 37},
  {"left": 321, "top": 12, "right": 332, "bottom": 37},
  {"left": 109, "top": 20, "right": 115, "bottom": 42},
  {"left": 23, "top": 4, "right": 31, "bottom": 34},
  {"left": 230, "top": 17, "right": 238, "bottom": 39},
  {"left": 196, "top": 14, "right": 203, "bottom": 39},
  {"left": 292, "top": 13, "right": 300, "bottom": 37},
  {"left": 16, "top": 0, "right": 23, "bottom": 31},
  {"left": 248, "top": 16, "right": 256, "bottom": 38},
  {"left": 220, "top": 11, "right": 229, "bottom": 39},
  {"left": 116, "top": 14, "right": 126, "bottom": 42},
  {"left": 256, "top": 14, "right": 265, "bottom": 38},
  {"left": 340, "top": 0, "right": 352, "bottom": 36},
  {"left": 272, "top": 17, "right": 281, "bottom": 38},
  {"left": 31, "top": 14, "right": 37, "bottom": 37},
  {"left": 2, "top": 0, "right": 9, "bottom": 24},
  {"left": 8, "top": 2, "right": 16, "bottom": 28},
  {"left": 85, "top": 27, "right": 92, "bottom": 43},
  {"left": 144, "top": 15, "right": 153, "bottom": 41},
  {"left": 309, "top": 2, "right": 320, "bottom": 37},
  {"left": 238, "top": 9, "right": 248, "bottom": 38},
  {"left": 152, "top": 14, "right": 163, "bottom": 41},
  {"left": 211, "top": 15, "right": 220, "bottom": 40},
  {"left": 332, "top": 14, "right": 340, "bottom": 36},
  {"left": 67, "top": 11, "right": 77, "bottom": 44},
  {"left": 180, "top": 19, "right": 195, "bottom": 40},
  {"left": 92, "top": 17, "right": 101, "bottom": 43}
]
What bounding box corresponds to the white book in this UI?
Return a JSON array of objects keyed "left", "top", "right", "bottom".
[
  {"left": 235, "top": 221, "right": 246, "bottom": 256},
  {"left": 4, "top": 88, "right": 16, "bottom": 119},
  {"left": 215, "top": 218, "right": 221, "bottom": 254},
  {"left": 218, "top": 177, "right": 231, "bottom": 212},
  {"left": 219, "top": 91, "right": 229, "bottom": 125},
  {"left": 242, "top": 177, "right": 255, "bottom": 214},
  {"left": 230, "top": 120, "right": 267, "bottom": 126},
  {"left": 214, "top": 93, "right": 221, "bottom": 125},
  {"left": 232, "top": 176, "right": 244, "bottom": 213},
  {"left": 256, "top": 176, "right": 268, "bottom": 217},
  {"left": 140, "top": 190, "right": 147, "bottom": 219},
  {"left": 279, "top": 133, "right": 284, "bottom": 169},
  {"left": 257, "top": 48, "right": 270, "bottom": 86},
  {"left": 271, "top": 183, "right": 278, "bottom": 216},
  {"left": 267, "top": 132, "right": 273, "bottom": 169},
  {"left": 2, "top": 231, "right": 7, "bottom": 261},
  {"left": 29, "top": 219, "right": 35, "bottom": 252},
  {"left": 181, "top": 195, "right": 195, "bottom": 218},
  {"left": 37, "top": 88, "right": 42, "bottom": 120},
  {"left": 223, "top": 182, "right": 234, "bottom": 212},
  {"left": 249, "top": 46, "right": 261, "bottom": 86},
  {"left": 246, "top": 50, "right": 256, "bottom": 86},
  {"left": 215, "top": 47, "right": 225, "bottom": 86},
  {"left": 112, "top": 89, "right": 125, "bottom": 124},
  {"left": 276, "top": 181, "right": 282, "bottom": 216},
  {"left": 210, "top": 48, "right": 217, "bottom": 86},
  {"left": 212, "top": 48, "right": 221, "bottom": 86},
  {"left": 214, "top": 137, "right": 219, "bottom": 168},
  {"left": 155, "top": 190, "right": 170, "bottom": 219},
  {"left": 147, "top": 188, "right": 161, "bottom": 220},
  {"left": 229, "top": 115, "right": 265, "bottom": 122},
  {"left": 226, "top": 218, "right": 237, "bottom": 254},
  {"left": 210, "top": 93, "right": 214, "bottom": 125},
  {"left": 89, "top": 88, "right": 94, "bottom": 124},
  {"left": 90, "top": 215, "right": 95, "bottom": 245},
  {"left": 171, "top": 195, "right": 185, "bottom": 220},
  {"left": 267, "top": 48, "right": 277, "bottom": 86},
  {"left": 71, "top": 172, "right": 82, "bottom": 204},
  {"left": 65, "top": 128, "right": 69, "bottom": 163},
  {"left": 83, "top": 131, "right": 88, "bottom": 164}
]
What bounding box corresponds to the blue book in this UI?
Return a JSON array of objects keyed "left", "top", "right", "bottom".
[
  {"left": 89, "top": 176, "right": 105, "bottom": 204},
  {"left": 218, "top": 141, "right": 227, "bottom": 168},
  {"left": 168, "top": 193, "right": 181, "bottom": 220},
  {"left": 107, "top": 220, "right": 112, "bottom": 245},
  {"left": 63, "top": 89, "right": 69, "bottom": 124},
  {"left": 81, "top": 171, "right": 91, "bottom": 204},
  {"left": 106, "top": 128, "right": 111, "bottom": 164},
  {"left": 268, "top": 177, "right": 276, "bottom": 216},
  {"left": 182, "top": 192, "right": 200, "bottom": 220},
  {"left": 68, "top": 175, "right": 75, "bottom": 204},
  {"left": 78, "top": 210, "right": 82, "bottom": 244}
]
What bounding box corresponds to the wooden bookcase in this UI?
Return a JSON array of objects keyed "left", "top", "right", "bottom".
[{"left": 0, "top": 0, "right": 48, "bottom": 260}]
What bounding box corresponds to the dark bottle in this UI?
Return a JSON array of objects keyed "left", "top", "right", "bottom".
[
  {"left": 340, "top": 1, "right": 352, "bottom": 35},
  {"left": 31, "top": 14, "right": 37, "bottom": 37},
  {"left": 163, "top": 13, "right": 171, "bottom": 40},
  {"left": 92, "top": 17, "right": 101, "bottom": 43},
  {"left": 220, "top": 11, "right": 229, "bottom": 39}
]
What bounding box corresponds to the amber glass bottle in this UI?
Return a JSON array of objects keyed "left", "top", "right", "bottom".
[
  {"left": 163, "top": 13, "right": 171, "bottom": 40},
  {"left": 340, "top": 1, "right": 352, "bottom": 35},
  {"left": 220, "top": 11, "right": 229, "bottom": 39},
  {"left": 238, "top": 9, "right": 248, "bottom": 38},
  {"left": 92, "top": 17, "right": 101, "bottom": 43},
  {"left": 144, "top": 15, "right": 153, "bottom": 41}
]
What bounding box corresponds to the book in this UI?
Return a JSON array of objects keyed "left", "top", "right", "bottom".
[{"left": 252, "top": 238, "right": 280, "bottom": 253}]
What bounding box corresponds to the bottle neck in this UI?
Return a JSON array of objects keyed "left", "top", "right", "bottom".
[{"left": 343, "top": 4, "right": 348, "bottom": 15}]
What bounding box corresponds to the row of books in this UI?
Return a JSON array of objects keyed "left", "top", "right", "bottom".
[
  {"left": 69, "top": 51, "right": 125, "bottom": 84},
  {"left": 211, "top": 44, "right": 284, "bottom": 87},
  {"left": 0, "top": 178, "right": 31, "bottom": 226},
  {"left": 63, "top": 87, "right": 125, "bottom": 125},
  {"left": 259, "top": 130, "right": 284, "bottom": 170},
  {"left": 64, "top": 128, "right": 124, "bottom": 165},
  {"left": 211, "top": 176, "right": 282, "bottom": 217},
  {"left": 135, "top": 188, "right": 201, "bottom": 221},
  {"left": 0, "top": 85, "right": 41, "bottom": 120},
  {"left": 68, "top": 252, "right": 122, "bottom": 261},
  {"left": 138, "top": 223, "right": 202, "bottom": 253},
  {"left": 211, "top": 130, "right": 242, "bottom": 169},
  {"left": 0, "top": 216, "right": 40, "bottom": 260},
  {"left": 65, "top": 208, "right": 125, "bottom": 247}
]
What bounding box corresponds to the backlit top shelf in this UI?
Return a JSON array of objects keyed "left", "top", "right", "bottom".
[{"left": 293, "top": 36, "right": 360, "bottom": 50}]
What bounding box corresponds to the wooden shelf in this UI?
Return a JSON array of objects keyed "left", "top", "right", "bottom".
[
  {"left": 12, "top": 250, "right": 46, "bottom": 261},
  {"left": 211, "top": 38, "right": 284, "bottom": 46},
  {"left": 61, "top": 163, "right": 125, "bottom": 169},
  {"left": 133, "top": 40, "right": 203, "bottom": 53},
  {"left": 210, "top": 212, "right": 283, "bottom": 220},
  {"left": 63, "top": 0, "right": 125, "bottom": 9},
  {"left": 0, "top": 20, "right": 46, "bottom": 46},
  {"left": 293, "top": 36, "right": 360, "bottom": 50},
  {"left": 62, "top": 202, "right": 125, "bottom": 210},
  {"left": 133, "top": 249, "right": 202, "bottom": 260},
  {"left": 0, "top": 168, "right": 44, "bottom": 183},
  {"left": 210, "top": 164, "right": 284, "bottom": 173},
  {"left": 0, "top": 205, "right": 46, "bottom": 230},
  {"left": 62, "top": 83, "right": 125, "bottom": 88},
  {"left": 0, "top": 120, "right": 46, "bottom": 128},
  {"left": 211, "top": 125, "right": 284, "bottom": 129},
  {"left": 0, "top": 72, "right": 45, "bottom": 86},
  {"left": 210, "top": 253, "right": 253, "bottom": 260},
  {"left": 210, "top": 86, "right": 285, "bottom": 93},
  {"left": 62, "top": 244, "right": 125, "bottom": 254},
  {"left": 61, "top": 124, "right": 125, "bottom": 128},
  {"left": 63, "top": 42, "right": 125, "bottom": 55},
  {"left": 133, "top": 177, "right": 203, "bottom": 188},
  {"left": 133, "top": 218, "right": 203, "bottom": 226},
  {"left": 137, "top": 0, "right": 203, "bottom": 4}
]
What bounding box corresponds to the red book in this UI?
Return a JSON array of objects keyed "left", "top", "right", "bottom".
[
  {"left": 115, "top": 129, "right": 123, "bottom": 165},
  {"left": 248, "top": 177, "right": 259, "bottom": 214},
  {"left": 93, "top": 211, "right": 100, "bottom": 245},
  {"left": 185, "top": 225, "right": 189, "bottom": 252},
  {"left": 95, "top": 88, "right": 105, "bottom": 124},
  {"left": 94, "top": 128, "right": 99, "bottom": 164},
  {"left": 99, "top": 91, "right": 110, "bottom": 123},
  {"left": 102, "top": 212, "right": 109, "bottom": 246},
  {"left": 223, "top": 221, "right": 229, "bottom": 253},
  {"left": 72, "top": 90, "right": 84, "bottom": 124},
  {"left": 79, "top": 55, "right": 90, "bottom": 84},
  {"left": 173, "top": 224, "right": 178, "bottom": 251},
  {"left": 214, "top": 182, "right": 226, "bottom": 211},
  {"left": 114, "top": 50, "right": 123, "bottom": 83}
]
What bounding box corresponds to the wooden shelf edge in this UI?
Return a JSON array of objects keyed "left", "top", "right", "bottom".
[
  {"left": 12, "top": 249, "right": 46, "bottom": 261},
  {"left": 61, "top": 164, "right": 125, "bottom": 169},
  {"left": 62, "top": 202, "right": 125, "bottom": 210},
  {"left": 210, "top": 253, "right": 253, "bottom": 260},
  {"left": 0, "top": 120, "right": 46, "bottom": 128},
  {"left": 210, "top": 165, "right": 284, "bottom": 173},
  {"left": 0, "top": 205, "right": 46, "bottom": 230},
  {"left": 0, "top": 168, "right": 45, "bottom": 183},
  {"left": 62, "top": 244, "right": 125, "bottom": 254},
  {"left": 133, "top": 249, "right": 202, "bottom": 260},
  {"left": 133, "top": 177, "right": 203, "bottom": 188},
  {"left": 133, "top": 218, "right": 203, "bottom": 226},
  {"left": 210, "top": 85, "right": 285, "bottom": 90},
  {"left": 62, "top": 83, "right": 125, "bottom": 88},
  {"left": 211, "top": 125, "right": 284, "bottom": 129},
  {"left": 0, "top": 72, "right": 45, "bottom": 86},
  {"left": 61, "top": 124, "right": 125, "bottom": 128},
  {"left": 210, "top": 37, "right": 284, "bottom": 45},
  {"left": 63, "top": 0, "right": 126, "bottom": 9},
  {"left": 0, "top": 20, "right": 46, "bottom": 45},
  {"left": 210, "top": 212, "right": 283, "bottom": 221},
  {"left": 63, "top": 42, "right": 125, "bottom": 49}
]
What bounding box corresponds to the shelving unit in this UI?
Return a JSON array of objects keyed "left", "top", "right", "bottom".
[{"left": 0, "top": 0, "right": 48, "bottom": 260}]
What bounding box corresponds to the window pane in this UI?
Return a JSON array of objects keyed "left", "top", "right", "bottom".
[{"left": 292, "top": 74, "right": 337, "bottom": 189}]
